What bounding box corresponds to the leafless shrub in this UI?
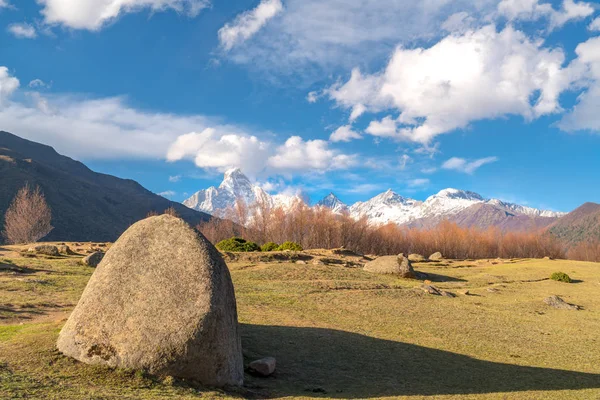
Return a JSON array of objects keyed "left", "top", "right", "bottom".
[{"left": 2, "top": 184, "right": 53, "bottom": 244}]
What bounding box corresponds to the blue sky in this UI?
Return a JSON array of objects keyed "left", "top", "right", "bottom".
[{"left": 0, "top": 0, "right": 599, "bottom": 212}]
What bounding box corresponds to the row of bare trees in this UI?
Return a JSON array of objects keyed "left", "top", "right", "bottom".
[{"left": 197, "top": 200, "right": 568, "bottom": 260}]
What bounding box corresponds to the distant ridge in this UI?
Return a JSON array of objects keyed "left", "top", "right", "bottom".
[
  {"left": 0, "top": 131, "right": 211, "bottom": 242},
  {"left": 547, "top": 202, "right": 600, "bottom": 246},
  {"left": 184, "top": 169, "right": 566, "bottom": 232}
]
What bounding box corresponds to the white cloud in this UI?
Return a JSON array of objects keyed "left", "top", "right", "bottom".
[
  {"left": 589, "top": 17, "right": 600, "bottom": 31},
  {"left": 38, "top": 0, "right": 209, "bottom": 30},
  {"left": 329, "top": 125, "right": 361, "bottom": 142},
  {"left": 167, "top": 129, "right": 271, "bottom": 177},
  {"left": 268, "top": 136, "right": 356, "bottom": 172},
  {"left": 497, "top": 0, "right": 595, "bottom": 30},
  {"left": 442, "top": 11, "right": 476, "bottom": 33},
  {"left": 218, "top": 0, "right": 283, "bottom": 51},
  {"left": 328, "top": 25, "right": 572, "bottom": 144},
  {"left": 306, "top": 91, "right": 320, "bottom": 103},
  {"left": 221, "top": 0, "right": 501, "bottom": 73},
  {"left": 168, "top": 175, "right": 181, "bottom": 182},
  {"left": 0, "top": 67, "right": 20, "bottom": 104},
  {"left": 442, "top": 156, "right": 498, "bottom": 174},
  {"left": 365, "top": 116, "right": 397, "bottom": 138},
  {"left": 558, "top": 36, "right": 600, "bottom": 132},
  {"left": 399, "top": 154, "right": 412, "bottom": 170},
  {"left": 7, "top": 23, "right": 37, "bottom": 39},
  {"left": 408, "top": 178, "right": 430, "bottom": 187},
  {"left": 0, "top": 0, "right": 10, "bottom": 7},
  {"left": 29, "top": 79, "right": 50, "bottom": 88},
  {"left": 158, "top": 190, "right": 176, "bottom": 198}
]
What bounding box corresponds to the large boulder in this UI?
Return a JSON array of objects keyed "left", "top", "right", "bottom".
[
  {"left": 28, "top": 245, "right": 59, "bottom": 256},
  {"left": 364, "top": 253, "right": 416, "bottom": 278},
  {"left": 81, "top": 251, "right": 104, "bottom": 267},
  {"left": 57, "top": 215, "right": 243, "bottom": 387},
  {"left": 429, "top": 252, "right": 443, "bottom": 261}
]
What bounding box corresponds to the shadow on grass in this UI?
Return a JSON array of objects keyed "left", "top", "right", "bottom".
[
  {"left": 241, "top": 324, "right": 600, "bottom": 398},
  {"left": 421, "top": 272, "right": 466, "bottom": 283},
  {"left": 0, "top": 262, "right": 38, "bottom": 274}
]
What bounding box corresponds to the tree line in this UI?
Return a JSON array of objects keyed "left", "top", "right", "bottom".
[{"left": 2, "top": 185, "right": 599, "bottom": 262}]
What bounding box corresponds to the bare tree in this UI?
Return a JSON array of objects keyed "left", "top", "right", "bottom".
[{"left": 2, "top": 184, "right": 53, "bottom": 244}]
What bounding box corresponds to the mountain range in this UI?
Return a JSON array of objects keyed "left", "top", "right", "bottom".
[
  {"left": 0, "top": 131, "right": 211, "bottom": 242},
  {"left": 184, "top": 169, "right": 565, "bottom": 232}
]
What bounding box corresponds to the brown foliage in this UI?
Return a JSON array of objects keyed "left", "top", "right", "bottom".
[
  {"left": 197, "top": 204, "right": 565, "bottom": 259},
  {"left": 2, "top": 184, "right": 53, "bottom": 244},
  {"left": 567, "top": 241, "right": 600, "bottom": 262},
  {"left": 163, "top": 207, "right": 180, "bottom": 218}
]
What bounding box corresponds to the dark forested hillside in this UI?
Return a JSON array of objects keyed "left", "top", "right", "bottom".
[{"left": 0, "top": 131, "right": 211, "bottom": 242}]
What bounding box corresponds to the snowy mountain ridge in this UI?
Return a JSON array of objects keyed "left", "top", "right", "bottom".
[{"left": 182, "top": 169, "right": 565, "bottom": 226}]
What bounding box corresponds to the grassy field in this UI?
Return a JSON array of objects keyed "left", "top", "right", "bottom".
[{"left": 1, "top": 245, "right": 599, "bottom": 399}]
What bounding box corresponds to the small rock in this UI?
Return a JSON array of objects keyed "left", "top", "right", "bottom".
[
  {"left": 544, "top": 295, "right": 580, "bottom": 310},
  {"left": 364, "top": 253, "right": 416, "bottom": 278},
  {"left": 248, "top": 357, "right": 276, "bottom": 377},
  {"left": 543, "top": 256, "right": 553, "bottom": 260},
  {"left": 429, "top": 252, "right": 443, "bottom": 261},
  {"left": 311, "top": 259, "right": 325, "bottom": 265},
  {"left": 28, "top": 245, "right": 60, "bottom": 256},
  {"left": 460, "top": 289, "right": 471, "bottom": 296},
  {"left": 420, "top": 284, "right": 442, "bottom": 296},
  {"left": 82, "top": 252, "right": 104, "bottom": 267},
  {"left": 487, "top": 288, "right": 500, "bottom": 293},
  {"left": 296, "top": 260, "right": 306, "bottom": 265},
  {"left": 57, "top": 245, "right": 74, "bottom": 255}
]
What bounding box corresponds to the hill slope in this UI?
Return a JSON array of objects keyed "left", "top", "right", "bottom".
[
  {"left": 0, "top": 131, "right": 211, "bottom": 242},
  {"left": 547, "top": 202, "right": 600, "bottom": 246}
]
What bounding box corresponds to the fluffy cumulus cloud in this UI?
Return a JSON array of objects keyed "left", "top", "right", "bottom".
[
  {"left": 558, "top": 37, "right": 600, "bottom": 132},
  {"left": 327, "top": 25, "right": 575, "bottom": 143},
  {"left": 7, "top": 23, "right": 37, "bottom": 39},
  {"left": 590, "top": 17, "right": 600, "bottom": 31},
  {"left": 167, "top": 129, "right": 271, "bottom": 176},
  {"left": 329, "top": 125, "right": 362, "bottom": 142},
  {"left": 0, "top": 67, "right": 357, "bottom": 177},
  {"left": 442, "top": 157, "right": 498, "bottom": 174},
  {"left": 268, "top": 136, "right": 356, "bottom": 172},
  {"left": 497, "top": 0, "right": 595, "bottom": 30},
  {"left": 0, "top": 67, "right": 20, "bottom": 104},
  {"left": 218, "top": 0, "right": 283, "bottom": 51},
  {"left": 37, "top": 0, "right": 210, "bottom": 30},
  {"left": 0, "top": 0, "right": 9, "bottom": 7}
]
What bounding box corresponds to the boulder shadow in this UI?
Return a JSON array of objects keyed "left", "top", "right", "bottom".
[{"left": 241, "top": 324, "right": 600, "bottom": 398}]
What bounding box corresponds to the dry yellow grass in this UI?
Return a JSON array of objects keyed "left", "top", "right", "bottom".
[{"left": 1, "top": 249, "right": 599, "bottom": 399}]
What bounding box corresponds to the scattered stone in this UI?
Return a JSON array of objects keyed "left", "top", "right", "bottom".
[
  {"left": 543, "top": 256, "right": 554, "bottom": 260},
  {"left": 420, "top": 284, "right": 442, "bottom": 295},
  {"left": 296, "top": 260, "right": 306, "bottom": 265},
  {"left": 311, "top": 259, "right": 325, "bottom": 265},
  {"left": 441, "top": 290, "right": 457, "bottom": 298},
  {"left": 28, "top": 245, "right": 59, "bottom": 256},
  {"left": 487, "top": 288, "right": 500, "bottom": 293},
  {"left": 364, "top": 253, "right": 416, "bottom": 278},
  {"left": 57, "top": 215, "right": 244, "bottom": 387},
  {"left": 81, "top": 252, "right": 104, "bottom": 267},
  {"left": 57, "top": 245, "right": 74, "bottom": 255},
  {"left": 429, "top": 252, "right": 443, "bottom": 261},
  {"left": 408, "top": 254, "right": 425, "bottom": 262},
  {"left": 544, "top": 295, "right": 580, "bottom": 310},
  {"left": 248, "top": 357, "right": 276, "bottom": 377}
]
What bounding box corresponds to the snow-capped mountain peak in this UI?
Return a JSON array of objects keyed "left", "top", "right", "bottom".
[
  {"left": 316, "top": 193, "right": 348, "bottom": 213},
  {"left": 183, "top": 169, "right": 565, "bottom": 228}
]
